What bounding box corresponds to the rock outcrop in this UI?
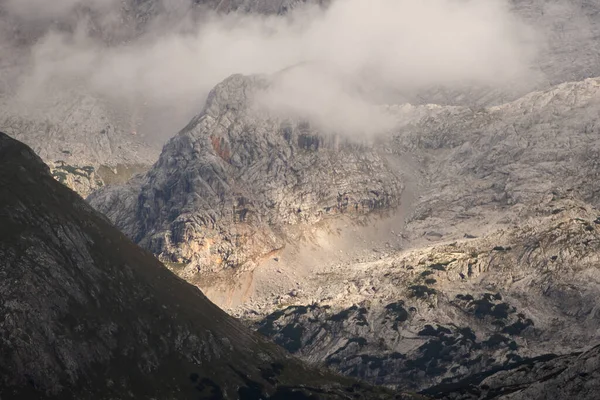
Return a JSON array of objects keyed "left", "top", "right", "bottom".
[
  {"left": 90, "top": 74, "right": 404, "bottom": 280},
  {"left": 240, "top": 77, "right": 600, "bottom": 393},
  {"left": 423, "top": 343, "right": 600, "bottom": 399},
  {"left": 0, "top": 130, "right": 412, "bottom": 399},
  {"left": 253, "top": 196, "right": 600, "bottom": 391}
]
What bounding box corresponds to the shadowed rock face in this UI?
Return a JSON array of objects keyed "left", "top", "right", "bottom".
[
  {"left": 0, "top": 131, "right": 409, "bottom": 399},
  {"left": 89, "top": 74, "right": 403, "bottom": 278},
  {"left": 422, "top": 343, "right": 600, "bottom": 400}
]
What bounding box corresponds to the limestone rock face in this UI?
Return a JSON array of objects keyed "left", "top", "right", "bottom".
[
  {"left": 393, "top": 77, "right": 600, "bottom": 246},
  {"left": 240, "top": 77, "right": 600, "bottom": 394},
  {"left": 0, "top": 130, "right": 407, "bottom": 400},
  {"left": 90, "top": 74, "right": 404, "bottom": 277},
  {"left": 254, "top": 196, "right": 600, "bottom": 392}
]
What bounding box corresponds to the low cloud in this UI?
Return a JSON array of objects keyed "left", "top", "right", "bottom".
[{"left": 3, "top": 0, "right": 542, "bottom": 138}]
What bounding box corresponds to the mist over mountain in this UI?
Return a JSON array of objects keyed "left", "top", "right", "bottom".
[
  {"left": 1, "top": 0, "right": 540, "bottom": 141},
  {"left": 4, "top": 0, "right": 600, "bottom": 399}
]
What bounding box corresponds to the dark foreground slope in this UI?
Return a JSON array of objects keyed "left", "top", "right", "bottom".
[{"left": 0, "top": 131, "right": 408, "bottom": 400}]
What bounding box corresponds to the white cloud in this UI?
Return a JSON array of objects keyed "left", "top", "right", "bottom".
[{"left": 4, "top": 0, "right": 542, "bottom": 137}]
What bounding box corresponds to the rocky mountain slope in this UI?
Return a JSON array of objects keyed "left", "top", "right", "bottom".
[
  {"left": 0, "top": 130, "right": 415, "bottom": 399},
  {"left": 90, "top": 74, "right": 404, "bottom": 282},
  {"left": 391, "top": 77, "right": 600, "bottom": 242},
  {"left": 7, "top": 0, "right": 600, "bottom": 397},
  {"left": 0, "top": 92, "right": 158, "bottom": 197},
  {"left": 239, "top": 76, "right": 600, "bottom": 394},
  {"left": 254, "top": 74, "right": 600, "bottom": 373},
  {"left": 0, "top": 0, "right": 326, "bottom": 47},
  {"left": 91, "top": 73, "right": 600, "bottom": 293},
  {"left": 90, "top": 71, "right": 600, "bottom": 396},
  {"left": 423, "top": 343, "right": 600, "bottom": 399},
  {"left": 4, "top": 104, "right": 600, "bottom": 400},
  {"left": 253, "top": 195, "right": 600, "bottom": 392}
]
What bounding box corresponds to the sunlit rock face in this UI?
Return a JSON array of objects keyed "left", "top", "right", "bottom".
[
  {"left": 254, "top": 196, "right": 600, "bottom": 392},
  {"left": 241, "top": 77, "right": 600, "bottom": 393},
  {"left": 90, "top": 74, "right": 404, "bottom": 279}
]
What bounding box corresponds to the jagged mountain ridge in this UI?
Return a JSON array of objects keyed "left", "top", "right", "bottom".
[
  {"left": 90, "top": 74, "right": 404, "bottom": 281},
  {"left": 90, "top": 71, "right": 600, "bottom": 396},
  {"left": 0, "top": 130, "right": 409, "bottom": 399}
]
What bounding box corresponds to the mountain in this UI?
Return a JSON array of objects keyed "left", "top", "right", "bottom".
[
  {"left": 0, "top": 0, "right": 329, "bottom": 197},
  {"left": 4, "top": 0, "right": 600, "bottom": 197},
  {"left": 512, "top": 0, "right": 600, "bottom": 85},
  {"left": 0, "top": 130, "right": 409, "bottom": 399},
  {"left": 247, "top": 76, "right": 600, "bottom": 390},
  {"left": 6, "top": 0, "right": 600, "bottom": 397},
  {"left": 4, "top": 97, "right": 600, "bottom": 399},
  {"left": 254, "top": 195, "right": 600, "bottom": 393},
  {"left": 396, "top": 0, "right": 600, "bottom": 106},
  {"left": 0, "top": 92, "right": 159, "bottom": 197},
  {"left": 0, "top": 0, "right": 327, "bottom": 47},
  {"left": 89, "top": 73, "right": 404, "bottom": 285},
  {"left": 89, "top": 71, "right": 600, "bottom": 395}
]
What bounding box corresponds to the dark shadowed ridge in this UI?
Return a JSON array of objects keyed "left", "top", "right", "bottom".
[{"left": 0, "top": 131, "right": 413, "bottom": 399}]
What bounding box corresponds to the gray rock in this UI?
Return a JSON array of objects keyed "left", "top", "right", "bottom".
[
  {"left": 90, "top": 74, "right": 403, "bottom": 278},
  {"left": 424, "top": 345, "right": 600, "bottom": 399},
  {"left": 237, "top": 77, "right": 600, "bottom": 392},
  {"left": 254, "top": 196, "right": 600, "bottom": 395},
  {"left": 0, "top": 91, "right": 159, "bottom": 196}
]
